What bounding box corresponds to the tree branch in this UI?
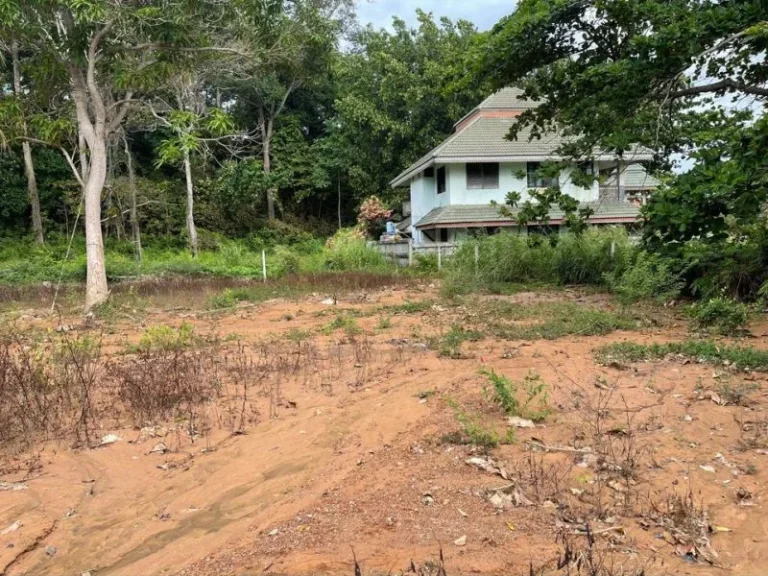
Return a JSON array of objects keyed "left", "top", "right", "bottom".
[{"left": 668, "top": 78, "right": 768, "bottom": 99}]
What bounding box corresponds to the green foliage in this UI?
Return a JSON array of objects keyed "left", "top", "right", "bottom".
[
  {"left": 443, "top": 397, "right": 501, "bottom": 450},
  {"left": 480, "top": 368, "right": 551, "bottom": 422},
  {"left": 444, "top": 228, "right": 632, "bottom": 296},
  {"left": 594, "top": 340, "right": 768, "bottom": 372},
  {"left": 689, "top": 298, "right": 751, "bottom": 336},
  {"left": 375, "top": 316, "right": 392, "bottom": 331},
  {"left": 434, "top": 323, "right": 484, "bottom": 358},
  {"left": 605, "top": 251, "right": 685, "bottom": 306},
  {"left": 321, "top": 229, "right": 392, "bottom": 272},
  {"left": 134, "top": 322, "right": 197, "bottom": 353},
  {"left": 320, "top": 314, "right": 360, "bottom": 336}
]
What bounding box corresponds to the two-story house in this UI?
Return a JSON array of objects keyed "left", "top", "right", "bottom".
[{"left": 390, "top": 88, "right": 656, "bottom": 245}]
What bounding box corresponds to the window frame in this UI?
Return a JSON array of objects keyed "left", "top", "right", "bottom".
[{"left": 466, "top": 162, "right": 500, "bottom": 190}]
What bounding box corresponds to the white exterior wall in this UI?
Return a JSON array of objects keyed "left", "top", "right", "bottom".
[{"left": 409, "top": 161, "right": 600, "bottom": 243}]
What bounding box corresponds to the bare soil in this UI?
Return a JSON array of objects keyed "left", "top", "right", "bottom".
[{"left": 2, "top": 284, "right": 768, "bottom": 576}]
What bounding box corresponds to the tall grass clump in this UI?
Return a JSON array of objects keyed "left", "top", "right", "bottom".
[
  {"left": 319, "top": 229, "right": 393, "bottom": 273},
  {"left": 444, "top": 228, "right": 632, "bottom": 295}
]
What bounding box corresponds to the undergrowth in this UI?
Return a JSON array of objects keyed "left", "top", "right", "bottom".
[{"left": 595, "top": 340, "right": 768, "bottom": 371}]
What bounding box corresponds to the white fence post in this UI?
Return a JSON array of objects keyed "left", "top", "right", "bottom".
[
  {"left": 610, "top": 241, "right": 616, "bottom": 259},
  {"left": 408, "top": 239, "right": 413, "bottom": 267},
  {"left": 474, "top": 244, "right": 479, "bottom": 275},
  {"left": 262, "top": 250, "right": 267, "bottom": 282},
  {"left": 437, "top": 246, "right": 442, "bottom": 271}
]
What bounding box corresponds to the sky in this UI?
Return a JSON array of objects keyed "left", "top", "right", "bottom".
[{"left": 355, "top": 0, "right": 514, "bottom": 31}]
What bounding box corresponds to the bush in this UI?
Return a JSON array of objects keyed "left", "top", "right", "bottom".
[
  {"left": 443, "top": 228, "right": 632, "bottom": 295},
  {"left": 689, "top": 297, "right": 751, "bottom": 335},
  {"left": 605, "top": 251, "right": 685, "bottom": 305},
  {"left": 480, "top": 368, "right": 551, "bottom": 422},
  {"left": 322, "top": 228, "right": 392, "bottom": 272}
]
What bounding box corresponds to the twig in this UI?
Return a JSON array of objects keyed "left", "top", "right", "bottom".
[{"left": 526, "top": 440, "right": 593, "bottom": 454}]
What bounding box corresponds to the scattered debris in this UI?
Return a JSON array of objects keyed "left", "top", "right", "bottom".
[
  {"left": 699, "top": 465, "right": 716, "bottom": 474},
  {"left": 465, "top": 457, "right": 509, "bottom": 480},
  {"left": 98, "top": 434, "right": 121, "bottom": 447},
  {"left": 507, "top": 417, "right": 536, "bottom": 429},
  {"left": 268, "top": 528, "right": 280, "bottom": 537},
  {"left": 45, "top": 545, "right": 57, "bottom": 557},
  {"left": 150, "top": 442, "right": 168, "bottom": 454},
  {"left": 1, "top": 521, "right": 22, "bottom": 535},
  {"left": 454, "top": 535, "right": 467, "bottom": 547},
  {"left": 0, "top": 482, "right": 28, "bottom": 492},
  {"left": 457, "top": 508, "right": 468, "bottom": 518},
  {"left": 422, "top": 493, "right": 435, "bottom": 506}
]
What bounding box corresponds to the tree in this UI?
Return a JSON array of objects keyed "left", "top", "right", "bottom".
[
  {"left": 6, "top": 40, "right": 44, "bottom": 244},
  {"left": 482, "top": 0, "right": 768, "bottom": 160},
  {"left": 0, "top": 0, "right": 245, "bottom": 309},
  {"left": 151, "top": 82, "right": 240, "bottom": 257},
  {"left": 334, "top": 11, "right": 492, "bottom": 204},
  {"left": 226, "top": 0, "right": 351, "bottom": 220}
]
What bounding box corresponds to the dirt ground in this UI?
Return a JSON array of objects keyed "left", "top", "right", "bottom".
[{"left": 2, "top": 283, "right": 768, "bottom": 576}]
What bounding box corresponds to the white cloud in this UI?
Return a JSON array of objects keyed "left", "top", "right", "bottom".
[{"left": 356, "top": 0, "right": 514, "bottom": 31}]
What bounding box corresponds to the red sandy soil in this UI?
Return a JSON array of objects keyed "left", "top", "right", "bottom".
[{"left": 2, "top": 285, "right": 768, "bottom": 576}]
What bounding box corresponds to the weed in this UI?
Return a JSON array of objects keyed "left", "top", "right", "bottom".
[
  {"left": 480, "top": 369, "right": 551, "bottom": 422},
  {"left": 375, "top": 316, "right": 393, "bottom": 331},
  {"left": 320, "top": 314, "right": 361, "bottom": 336},
  {"left": 689, "top": 297, "right": 751, "bottom": 336},
  {"left": 433, "top": 324, "right": 484, "bottom": 358},
  {"left": 132, "top": 322, "right": 198, "bottom": 353},
  {"left": 595, "top": 340, "right": 768, "bottom": 371},
  {"left": 286, "top": 328, "right": 313, "bottom": 343},
  {"left": 443, "top": 397, "right": 500, "bottom": 450},
  {"left": 715, "top": 381, "right": 759, "bottom": 406},
  {"left": 380, "top": 300, "right": 434, "bottom": 315}
]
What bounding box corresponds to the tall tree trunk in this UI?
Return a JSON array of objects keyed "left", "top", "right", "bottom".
[
  {"left": 11, "top": 40, "right": 44, "bottom": 245},
  {"left": 84, "top": 132, "right": 110, "bottom": 311},
  {"left": 123, "top": 136, "right": 142, "bottom": 262},
  {"left": 183, "top": 149, "right": 199, "bottom": 257},
  {"left": 261, "top": 115, "right": 276, "bottom": 220}
]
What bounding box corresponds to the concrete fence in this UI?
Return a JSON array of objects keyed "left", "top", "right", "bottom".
[{"left": 369, "top": 240, "right": 458, "bottom": 268}]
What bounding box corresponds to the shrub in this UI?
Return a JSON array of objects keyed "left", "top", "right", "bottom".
[
  {"left": 434, "top": 323, "right": 484, "bottom": 358},
  {"left": 689, "top": 297, "right": 750, "bottom": 335},
  {"left": 594, "top": 340, "right": 768, "bottom": 371},
  {"left": 605, "top": 251, "right": 685, "bottom": 305},
  {"left": 443, "top": 228, "right": 632, "bottom": 295}
]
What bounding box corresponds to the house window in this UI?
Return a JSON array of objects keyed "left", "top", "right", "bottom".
[
  {"left": 439, "top": 228, "right": 449, "bottom": 243},
  {"left": 424, "top": 167, "right": 435, "bottom": 178},
  {"left": 466, "top": 163, "right": 499, "bottom": 189},
  {"left": 437, "top": 166, "right": 447, "bottom": 194},
  {"left": 527, "top": 162, "right": 558, "bottom": 188}
]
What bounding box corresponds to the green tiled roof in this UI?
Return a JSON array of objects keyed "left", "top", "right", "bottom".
[
  {"left": 415, "top": 202, "right": 640, "bottom": 229},
  {"left": 391, "top": 87, "right": 654, "bottom": 187}
]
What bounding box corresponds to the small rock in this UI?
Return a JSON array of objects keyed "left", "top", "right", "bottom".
[
  {"left": 385, "top": 517, "right": 395, "bottom": 527},
  {"left": 268, "top": 528, "right": 280, "bottom": 537},
  {"left": 422, "top": 493, "right": 435, "bottom": 506},
  {"left": 454, "top": 535, "right": 467, "bottom": 547},
  {"left": 700, "top": 464, "right": 716, "bottom": 474},
  {"left": 321, "top": 298, "right": 336, "bottom": 306},
  {"left": 45, "top": 545, "right": 57, "bottom": 557},
  {"left": 683, "top": 415, "right": 693, "bottom": 422}
]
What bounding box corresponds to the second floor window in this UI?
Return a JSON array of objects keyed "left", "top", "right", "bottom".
[
  {"left": 437, "top": 166, "right": 447, "bottom": 194},
  {"left": 527, "top": 162, "right": 558, "bottom": 188},
  {"left": 466, "top": 163, "right": 499, "bottom": 189}
]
